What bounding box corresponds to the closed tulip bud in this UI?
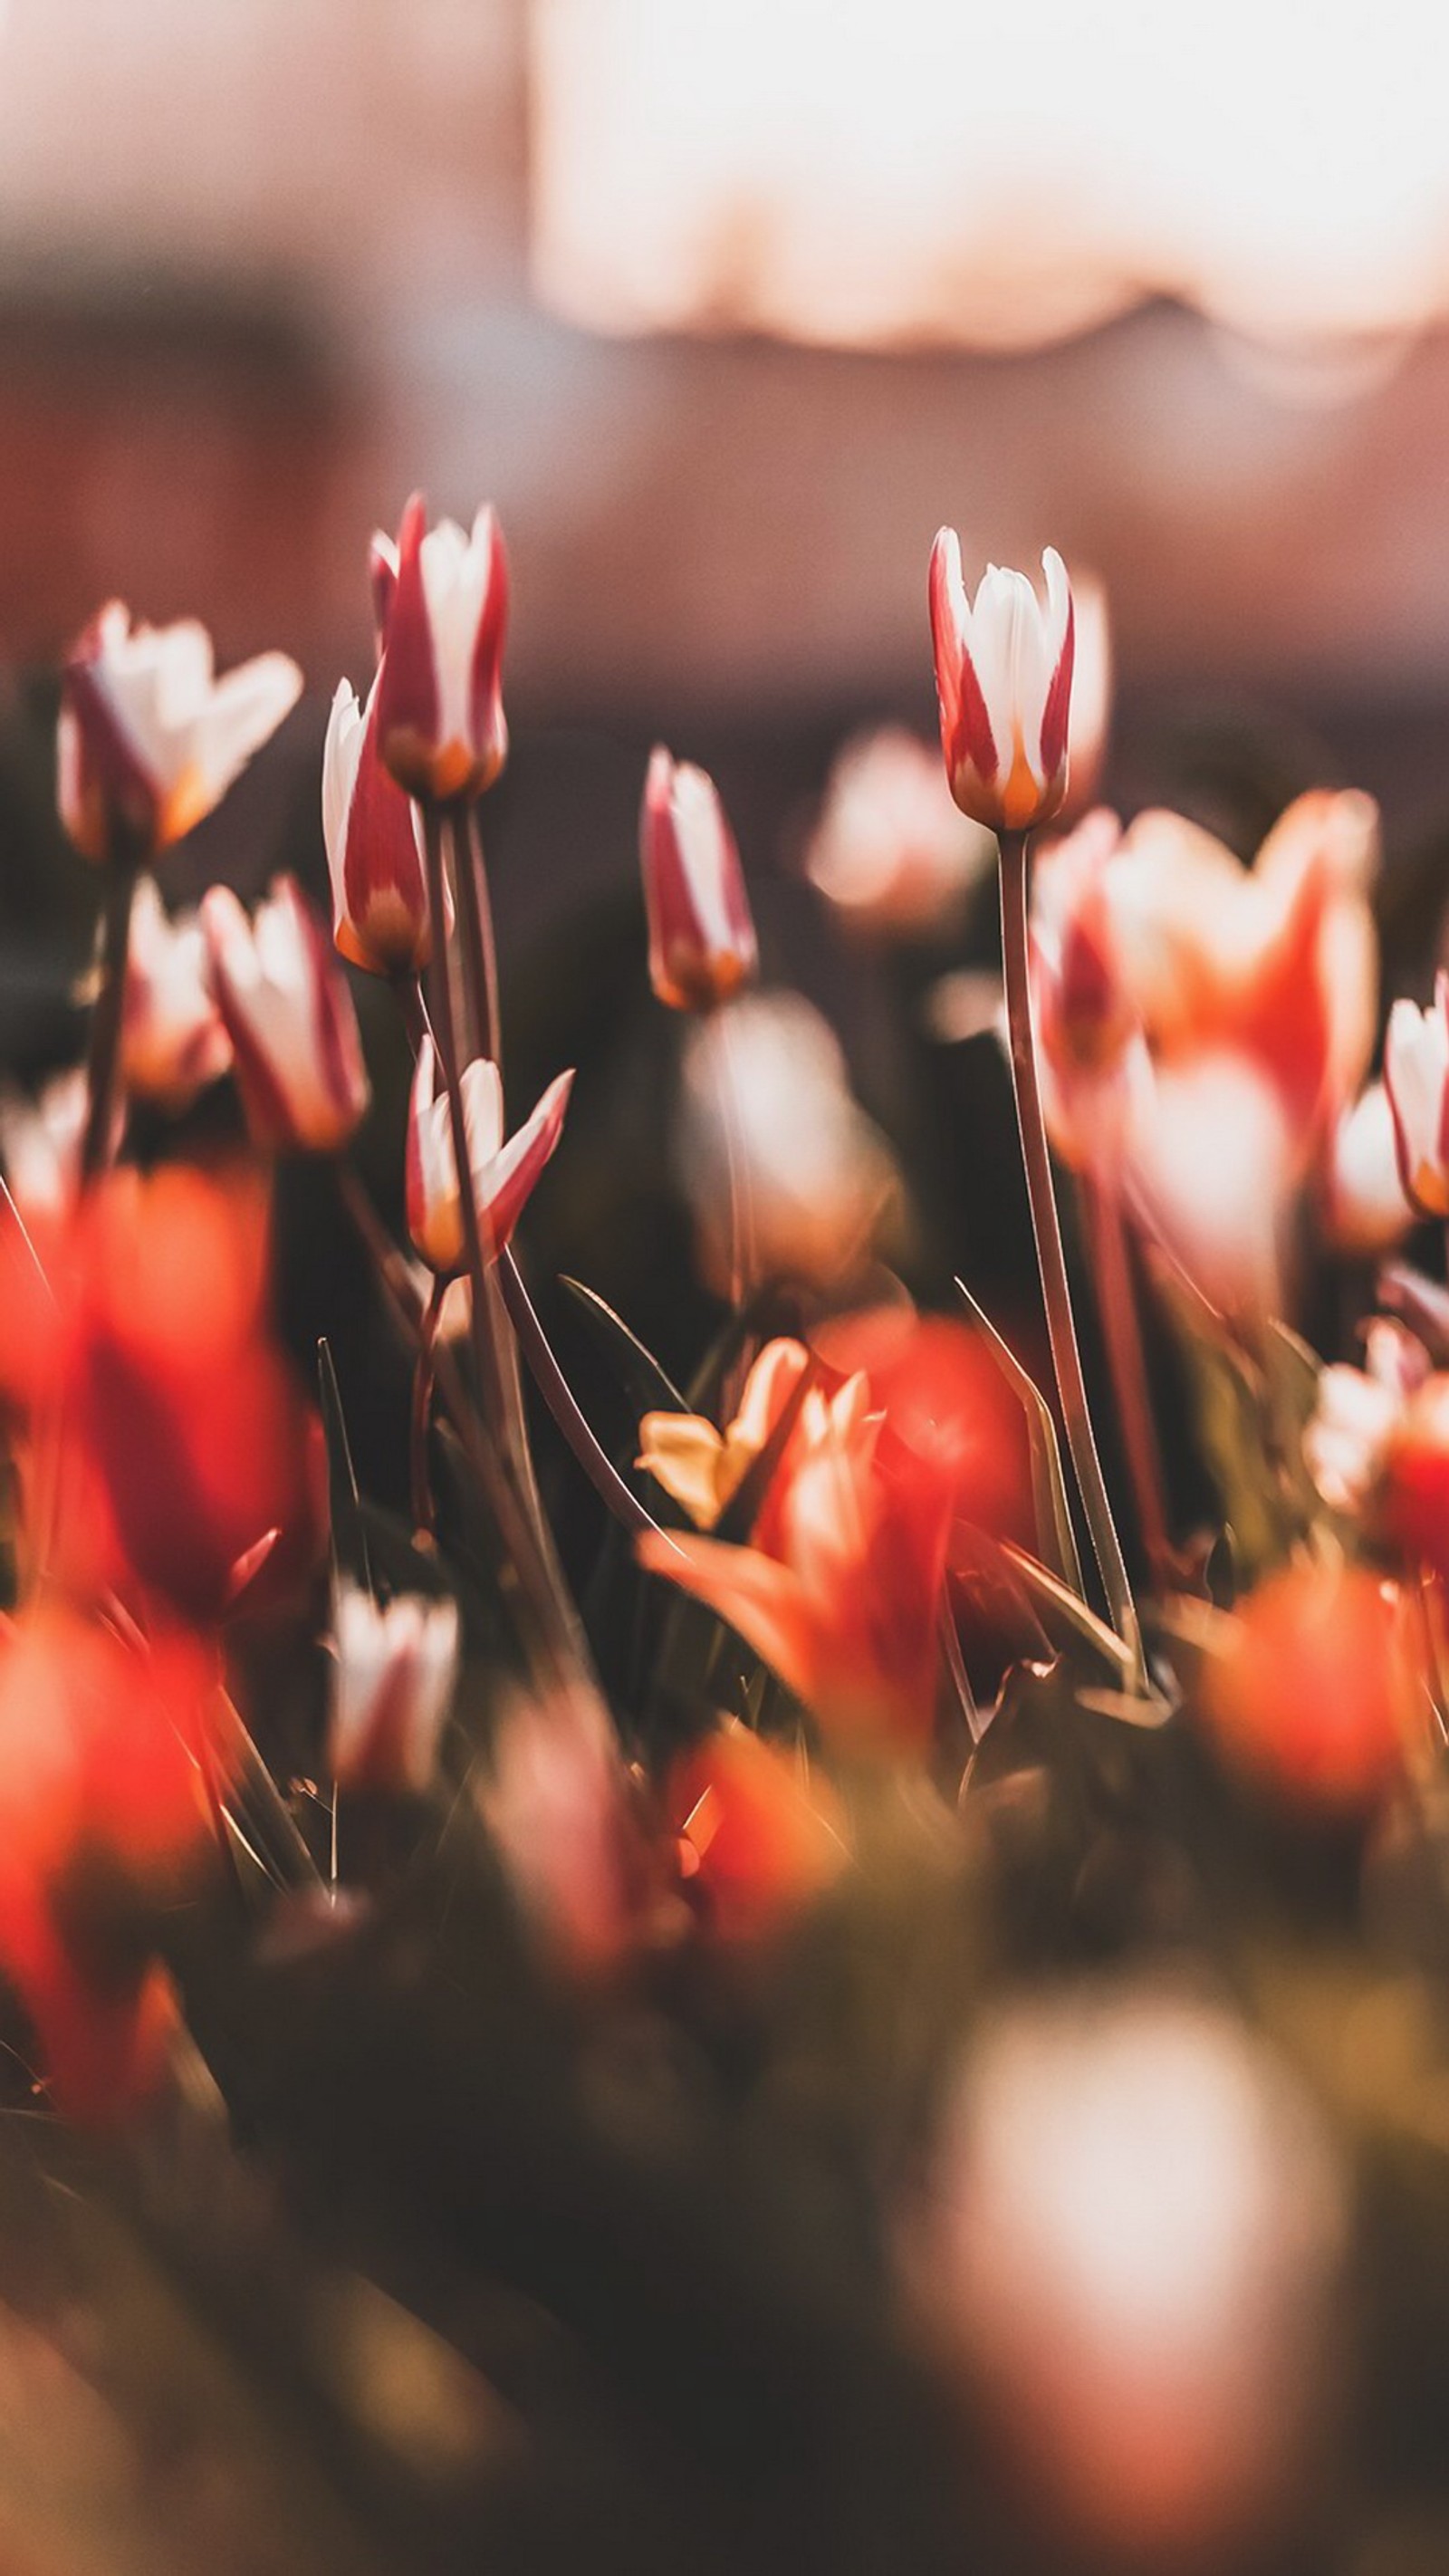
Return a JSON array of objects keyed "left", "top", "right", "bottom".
[
  {"left": 928, "top": 533, "right": 1074, "bottom": 834},
  {"left": 405, "top": 1034, "right": 572, "bottom": 1275},
  {"left": 321, "top": 676, "right": 434, "bottom": 976},
  {"left": 329, "top": 1583, "right": 460, "bottom": 1797},
  {"left": 59, "top": 601, "right": 301, "bottom": 866},
  {"left": 121, "top": 875, "right": 233, "bottom": 1110},
  {"left": 1385, "top": 979, "right": 1449, "bottom": 1216},
  {"left": 202, "top": 876, "right": 370, "bottom": 1155},
  {"left": 641, "top": 747, "right": 758, "bottom": 1011},
  {"left": 373, "top": 494, "right": 509, "bottom": 803}
]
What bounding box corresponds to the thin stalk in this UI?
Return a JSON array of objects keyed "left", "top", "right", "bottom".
[
  {"left": 998, "top": 829, "right": 1143, "bottom": 1682},
  {"left": 421, "top": 804, "right": 508, "bottom": 1438},
  {"left": 1080, "top": 1173, "right": 1173, "bottom": 1591},
  {"left": 410, "top": 1274, "right": 445, "bottom": 1539},
  {"left": 499, "top": 1249, "right": 668, "bottom": 1541},
  {"left": 81, "top": 858, "right": 139, "bottom": 1181}
]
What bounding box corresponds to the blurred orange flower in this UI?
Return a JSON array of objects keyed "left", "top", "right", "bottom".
[
  {"left": 1199, "top": 1559, "right": 1420, "bottom": 1813},
  {"left": 672, "top": 1725, "right": 847, "bottom": 1941}
]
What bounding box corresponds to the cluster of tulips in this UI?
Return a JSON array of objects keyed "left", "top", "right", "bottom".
[{"left": 1, "top": 477, "right": 1447, "bottom": 2191}]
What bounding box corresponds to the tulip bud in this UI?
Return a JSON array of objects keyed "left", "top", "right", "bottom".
[
  {"left": 1385, "top": 980, "right": 1449, "bottom": 1216},
  {"left": 928, "top": 533, "right": 1073, "bottom": 834},
  {"left": 405, "top": 1034, "right": 572, "bottom": 1275},
  {"left": 1200, "top": 1560, "right": 1417, "bottom": 1813},
  {"left": 121, "top": 875, "right": 233, "bottom": 1110},
  {"left": 321, "top": 676, "right": 434, "bottom": 976},
  {"left": 329, "top": 1582, "right": 460, "bottom": 1796},
  {"left": 59, "top": 601, "right": 301, "bottom": 866},
  {"left": 641, "top": 747, "right": 758, "bottom": 1011},
  {"left": 373, "top": 494, "right": 509, "bottom": 803},
  {"left": 201, "top": 876, "right": 370, "bottom": 1155}
]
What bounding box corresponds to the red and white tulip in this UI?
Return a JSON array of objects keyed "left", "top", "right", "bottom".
[
  {"left": 405, "top": 1034, "right": 571, "bottom": 1275},
  {"left": 329, "top": 1582, "right": 460, "bottom": 1797},
  {"left": 1385, "top": 977, "right": 1449, "bottom": 1217},
  {"left": 928, "top": 534, "right": 1074, "bottom": 834},
  {"left": 373, "top": 494, "right": 510, "bottom": 803},
  {"left": 121, "top": 875, "right": 233, "bottom": 1110},
  {"left": 641, "top": 747, "right": 758, "bottom": 1012},
  {"left": 321, "top": 675, "right": 435, "bottom": 977},
  {"left": 59, "top": 602, "right": 301, "bottom": 866},
  {"left": 201, "top": 876, "right": 370, "bottom": 1155}
]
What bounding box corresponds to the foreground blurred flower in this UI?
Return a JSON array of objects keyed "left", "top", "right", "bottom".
[
  {"left": 1200, "top": 1559, "right": 1419, "bottom": 1812},
  {"left": 202, "top": 876, "right": 370, "bottom": 1155},
  {"left": 373, "top": 494, "right": 509, "bottom": 803},
  {"left": 672, "top": 1725, "right": 847, "bottom": 1942},
  {"left": 804, "top": 726, "right": 994, "bottom": 938},
  {"left": 322, "top": 676, "right": 433, "bottom": 976},
  {"left": 928, "top": 535, "right": 1073, "bottom": 833},
  {"left": 405, "top": 1035, "right": 572, "bottom": 1274},
  {"left": 920, "top": 1986, "right": 1344, "bottom": 2554},
  {"left": 0, "top": 1068, "right": 95, "bottom": 1226},
  {"left": 59, "top": 602, "right": 301, "bottom": 867},
  {"left": 677, "top": 992, "right": 897, "bottom": 1291},
  {"left": 1304, "top": 1321, "right": 1429, "bottom": 1517},
  {"left": 639, "top": 1367, "right": 955, "bottom": 1754},
  {"left": 641, "top": 747, "right": 758, "bottom": 1011},
  {"left": 120, "top": 875, "right": 233, "bottom": 1110},
  {"left": 0, "top": 1166, "right": 325, "bottom": 1621},
  {"left": 1381, "top": 1373, "right": 1449, "bottom": 1584},
  {"left": 478, "top": 1684, "right": 638, "bottom": 1973},
  {"left": 1126, "top": 1047, "right": 1297, "bottom": 1314},
  {"left": 1385, "top": 978, "right": 1449, "bottom": 1216},
  {"left": 329, "top": 1583, "right": 460, "bottom": 1796},
  {"left": 0, "top": 1609, "right": 224, "bottom": 2124},
  {"left": 1030, "top": 806, "right": 1141, "bottom": 1171}
]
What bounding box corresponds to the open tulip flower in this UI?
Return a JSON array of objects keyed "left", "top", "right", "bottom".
[
  {"left": 928, "top": 533, "right": 1074, "bottom": 834},
  {"left": 202, "top": 876, "right": 370, "bottom": 1155},
  {"left": 373, "top": 493, "right": 510, "bottom": 803},
  {"left": 330, "top": 1582, "right": 460, "bottom": 1798},
  {"left": 322, "top": 674, "right": 435, "bottom": 977},
  {"left": 1385, "top": 977, "right": 1449, "bottom": 1216},
  {"left": 637, "top": 1337, "right": 814, "bottom": 1529},
  {"left": 121, "top": 874, "right": 233, "bottom": 1110},
  {"left": 641, "top": 746, "right": 758, "bottom": 1012},
  {"left": 406, "top": 1033, "right": 572, "bottom": 1275},
  {"left": 639, "top": 1367, "right": 957, "bottom": 1754},
  {"left": 59, "top": 601, "right": 302, "bottom": 867}
]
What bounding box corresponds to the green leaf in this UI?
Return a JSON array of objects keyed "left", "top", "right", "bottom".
[{"left": 954, "top": 1277, "right": 1085, "bottom": 1598}]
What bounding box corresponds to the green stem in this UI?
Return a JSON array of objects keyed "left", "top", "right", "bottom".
[
  {"left": 81, "top": 858, "right": 139, "bottom": 1182},
  {"left": 998, "top": 829, "right": 1144, "bottom": 1683}
]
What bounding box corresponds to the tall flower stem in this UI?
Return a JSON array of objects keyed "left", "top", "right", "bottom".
[
  {"left": 998, "top": 829, "right": 1144, "bottom": 1682},
  {"left": 410, "top": 1274, "right": 445, "bottom": 1540},
  {"left": 1080, "top": 1173, "right": 1174, "bottom": 1591},
  {"left": 421, "top": 803, "right": 509, "bottom": 1442},
  {"left": 81, "top": 855, "right": 140, "bottom": 1182}
]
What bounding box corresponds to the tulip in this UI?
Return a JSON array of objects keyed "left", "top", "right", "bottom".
[
  {"left": 641, "top": 747, "right": 758, "bottom": 1011},
  {"left": 0, "top": 1608, "right": 223, "bottom": 2124},
  {"left": 405, "top": 1033, "right": 572, "bottom": 1275},
  {"left": 321, "top": 675, "right": 435, "bottom": 976},
  {"left": 928, "top": 533, "right": 1074, "bottom": 833},
  {"left": 478, "top": 1682, "right": 638, "bottom": 1973},
  {"left": 921, "top": 1988, "right": 1344, "bottom": 2554},
  {"left": 58, "top": 601, "right": 301, "bottom": 867},
  {"left": 120, "top": 874, "right": 233, "bottom": 1110},
  {"left": 1385, "top": 979, "right": 1449, "bottom": 1216},
  {"left": 1382, "top": 1373, "right": 1449, "bottom": 1584},
  {"left": 637, "top": 1337, "right": 812, "bottom": 1529},
  {"left": 372, "top": 493, "right": 509, "bottom": 803},
  {"left": 202, "top": 876, "right": 370, "bottom": 1155},
  {"left": 1199, "top": 1560, "right": 1419, "bottom": 1813},
  {"left": 1321, "top": 1081, "right": 1415, "bottom": 1254},
  {"left": 329, "top": 1582, "right": 460, "bottom": 1796},
  {"left": 672, "top": 1725, "right": 847, "bottom": 1942},
  {"left": 638, "top": 1368, "right": 955, "bottom": 1754},
  {"left": 804, "top": 726, "right": 995, "bottom": 939},
  {"left": 0, "top": 1068, "right": 98, "bottom": 1226},
  {"left": 1303, "top": 1321, "right": 1429, "bottom": 1516}
]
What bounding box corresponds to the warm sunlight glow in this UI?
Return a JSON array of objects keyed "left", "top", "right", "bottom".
[{"left": 532, "top": 0, "right": 1449, "bottom": 348}]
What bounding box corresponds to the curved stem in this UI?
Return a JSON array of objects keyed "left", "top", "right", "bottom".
[
  {"left": 410, "top": 1274, "right": 445, "bottom": 1540},
  {"left": 499, "top": 1249, "right": 668, "bottom": 1542},
  {"left": 998, "top": 829, "right": 1143, "bottom": 1682},
  {"left": 81, "top": 859, "right": 139, "bottom": 1182},
  {"left": 1080, "top": 1173, "right": 1173, "bottom": 1591}
]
